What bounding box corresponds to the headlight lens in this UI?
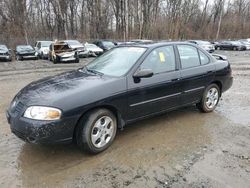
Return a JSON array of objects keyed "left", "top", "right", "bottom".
[{"left": 23, "top": 106, "right": 62, "bottom": 120}]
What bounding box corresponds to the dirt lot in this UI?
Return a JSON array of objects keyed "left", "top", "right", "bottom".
[{"left": 0, "top": 52, "right": 249, "bottom": 188}]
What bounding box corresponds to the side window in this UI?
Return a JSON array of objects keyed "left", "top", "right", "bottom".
[
  {"left": 177, "top": 45, "right": 200, "bottom": 69},
  {"left": 140, "top": 46, "right": 176, "bottom": 74},
  {"left": 199, "top": 50, "right": 209, "bottom": 65},
  {"left": 38, "top": 42, "right": 41, "bottom": 49}
]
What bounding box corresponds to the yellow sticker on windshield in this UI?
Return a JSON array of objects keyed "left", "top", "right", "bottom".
[{"left": 159, "top": 52, "right": 165, "bottom": 63}]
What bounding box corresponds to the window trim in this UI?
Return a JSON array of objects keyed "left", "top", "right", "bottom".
[
  {"left": 198, "top": 49, "right": 210, "bottom": 65},
  {"left": 177, "top": 44, "right": 211, "bottom": 70}
]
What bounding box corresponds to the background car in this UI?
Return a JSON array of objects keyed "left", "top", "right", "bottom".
[
  {"left": 188, "top": 40, "right": 215, "bottom": 53},
  {"left": 64, "top": 40, "right": 89, "bottom": 58},
  {"left": 215, "top": 41, "right": 246, "bottom": 51},
  {"left": 129, "top": 39, "right": 153, "bottom": 44},
  {"left": 15, "top": 45, "right": 38, "bottom": 61},
  {"left": 93, "top": 40, "right": 115, "bottom": 52},
  {"left": 84, "top": 43, "right": 103, "bottom": 57},
  {"left": 48, "top": 41, "right": 79, "bottom": 64},
  {"left": 34, "top": 41, "right": 53, "bottom": 59},
  {"left": 238, "top": 40, "right": 250, "bottom": 50},
  {"left": 0, "top": 44, "right": 12, "bottom": 62}
]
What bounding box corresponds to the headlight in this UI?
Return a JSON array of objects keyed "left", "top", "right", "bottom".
[{"left": 23, "top": 106, "right": 62, "bottom": 120}]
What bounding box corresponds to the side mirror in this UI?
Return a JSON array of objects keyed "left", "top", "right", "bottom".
[{"left": 133, "top": 69, "right": 154, "bottom": 79}]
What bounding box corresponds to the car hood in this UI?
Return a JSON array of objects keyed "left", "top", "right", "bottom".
[
  {"left": 0, "top": 49, "right": 8, "bottom": 53},
  {"left": 87, "top": 47, "right": 103, "bottom": 52},
  {"left": 14, "top": 70, "right": 125, "bottom": 109},
  {"left": 18, "top": 50, "right": 36, "bottom": 54}
]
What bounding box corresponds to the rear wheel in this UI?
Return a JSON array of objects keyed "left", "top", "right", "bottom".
[
  {"left": 76, "top": 109, "right": 117, "bottom": 154},
  {"left": 197, "top": 84, "right": 220, "bottom": 113}
]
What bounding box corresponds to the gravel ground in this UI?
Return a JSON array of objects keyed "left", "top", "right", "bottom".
[{"left": 0, "top": 51, "right": 249, "bottom": 188}]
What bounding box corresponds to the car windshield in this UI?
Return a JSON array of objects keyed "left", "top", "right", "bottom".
[
  {"left": 102, "top": 41, "right": 115, "bottom": 48},
  {"left": 86, "top": 47, "right": 146, "bottom": 77},
  {"left": 0, "top": 45, "right": 7, "bottom": 50},
  {"left": 17, "top": 45, "right": 33, "bottom": 51},
  {"left": 41, "top": 41, "right": 52, "bottom": 47}
]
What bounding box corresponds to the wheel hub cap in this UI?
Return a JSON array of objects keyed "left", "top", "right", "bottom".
[
  {"left": 91, "top": 116, "right": 114, "bottom": 148},
  {"left": 205, "top": 87, "right": 219, "bottom": 109}
]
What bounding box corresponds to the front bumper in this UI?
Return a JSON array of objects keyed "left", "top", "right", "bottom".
[
  {"left": 0, "top": 55, "right": 11, "bottom": 60},
  {"left": 21, "top": 55, "right": 38, "bottom": 59},
  {"left": 222, "top": 76, "right": 233, "bottom": 93},
  {"left": 6, "top": 109, "right": 77, "bottom": 144},
  {"left": 59, "top": 56, "right": 77, "bottom": 62}
]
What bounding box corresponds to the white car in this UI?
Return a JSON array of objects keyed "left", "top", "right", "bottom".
[
  {"left": 188, "top": 40, "right": 215, "bottom": 53},
  {"left": 35, "top": 41, "right": 53, "bottom": 59},
  {"left": 84, "top": 43, "right": 104, "bottom": 56},
  {"left": 239, "top": 40, "right": 250, "bottom": 50},
  {"left": 64, "top": 40, "right": 89, "bottom": 58}
]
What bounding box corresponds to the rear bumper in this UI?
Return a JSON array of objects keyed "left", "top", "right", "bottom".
[
  {"left": 6, "top": 110, "right": 78, "bottom": 144},
  {"left": 222, "top": 76, "right": 233, "bottom": 92}
]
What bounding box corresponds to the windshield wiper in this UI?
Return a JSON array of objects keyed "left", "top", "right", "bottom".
[
  {"left": 79, "top": 66, "right": 104, "bottom": 75},
  {"left": 86, "top": 67, "right": 104, "bottom": 75}
]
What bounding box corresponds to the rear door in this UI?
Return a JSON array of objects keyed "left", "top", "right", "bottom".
[
  {"left": 176, "top": 44, "right": 215, "bottom": 105},
  {"left": 127, "top": 45, "right": 182, "bottom": 120}
]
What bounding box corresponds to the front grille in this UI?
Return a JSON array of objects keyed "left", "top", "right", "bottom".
[
  {"left": 0, "top": 53, "right": 7, "bottom": 56},
  {"left": 22, "top": 53, "right": 35, "bottom": 56}
]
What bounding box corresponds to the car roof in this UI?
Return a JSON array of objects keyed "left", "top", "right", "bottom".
[{"left": 119, "top": 41, "right": 197, "bottom": 49}]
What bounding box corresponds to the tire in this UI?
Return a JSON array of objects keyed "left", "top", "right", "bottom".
[
  {"left": 233, "top": 47, "right": 237, "bottom": 51},
  {"left": 197, "top": 84, "right": 220, "bottom": 113},
  {"left": 52, "top": 56, "right": 58, "bottom": 64},
  {"left": 76, "top": 108, "right": 117, "bottom": 154},
  {"left": 217, "top": 47, "right": 221, "bottom": 50}
]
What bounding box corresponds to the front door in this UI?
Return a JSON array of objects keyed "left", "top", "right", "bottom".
[{"left": 126, "top": 45, "right": 182, "bottom": 120}]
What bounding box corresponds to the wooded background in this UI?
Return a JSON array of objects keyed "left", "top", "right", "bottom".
[{"left": 0, "top": 0, "right": 250, "bottom": 47}]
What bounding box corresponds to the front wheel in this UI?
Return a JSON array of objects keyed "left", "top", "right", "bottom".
[
  {"left": 76, "top": 109, "right": 117, "bottom": 154},
  {"left": 197, "top": 84, "right": 220, "bottom": 113}
]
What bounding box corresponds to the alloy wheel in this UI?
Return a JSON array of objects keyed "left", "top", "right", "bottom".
[
  {"left": 91, "top": 116, "right": 114, "bottom": 148},
  {"left": 205, "top": 87, "right": 219, "bottom": 109}
]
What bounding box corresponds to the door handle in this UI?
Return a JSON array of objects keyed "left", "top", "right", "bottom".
[
  {"left": 206, "top": 71, "right": 213, "bottom": 74},
  {"left": 171, "top": 78, "right": 180, "bottom": 82}
]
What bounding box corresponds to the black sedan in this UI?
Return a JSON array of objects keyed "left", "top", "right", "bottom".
[
  {"left": 215, "top": 41, "right": 246, "bottom": 51},
  {"left": 15, "top": 45, "right": 38, "bottom": 61},
  {"left": 93, "top": 40, "right": 115, "bottom": 52},
  {"left": 0, "top": 44, "right": 12, "bottom": 62},
  {"left": 6, "top": 42, "right": 233, "bottom": 154}
]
